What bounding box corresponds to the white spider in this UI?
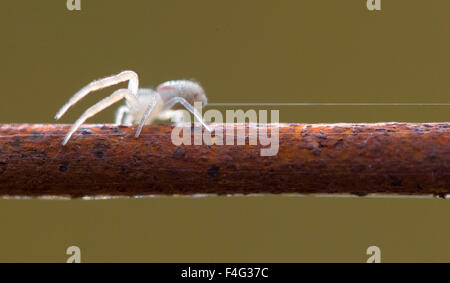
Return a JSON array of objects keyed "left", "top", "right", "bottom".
[{"left": 55, "top": 70, "right": 211, "bottom": 145}]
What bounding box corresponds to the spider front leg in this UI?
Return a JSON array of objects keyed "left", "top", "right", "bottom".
[
  {"left": 62, "top": 89, "right": 136, "bottom": 145},
  {"left": 55, "top": 70, "right": 139, "bottom": 120}
]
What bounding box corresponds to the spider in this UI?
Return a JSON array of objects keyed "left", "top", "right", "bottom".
[{"left": 55, "top": 70, "right": 211, "bottom": 145}]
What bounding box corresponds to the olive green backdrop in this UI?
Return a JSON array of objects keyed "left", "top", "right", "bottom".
[{"left": 0, "top": 0, "right": 448, "bottom": 262}]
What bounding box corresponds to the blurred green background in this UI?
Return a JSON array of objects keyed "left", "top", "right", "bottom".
[{"left": 0, "top": 0, "right": 448, "bottom": 262}]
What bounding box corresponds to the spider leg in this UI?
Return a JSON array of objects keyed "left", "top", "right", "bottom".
[
  {"left": 115, "top": 106, "right": 130, "bottom": 125},
  {"left": 164, "top": 97, "right": 211, "bottom": 132},
  {"left": 124, "top": 112, "right": 133, "bottom": 125},
  {"left": 55, "top": 70, "right": 139, "bottom": 120},
  {"left": 62, "top": 89, "right": 135, "bottom": 145},
  {"left": 135, "top": 95, "right": 161, "bottom": 138}
]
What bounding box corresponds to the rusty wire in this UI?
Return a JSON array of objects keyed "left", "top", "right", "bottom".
[{"left": 0, "top": 123, "right": 448, "bottom": 198}]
